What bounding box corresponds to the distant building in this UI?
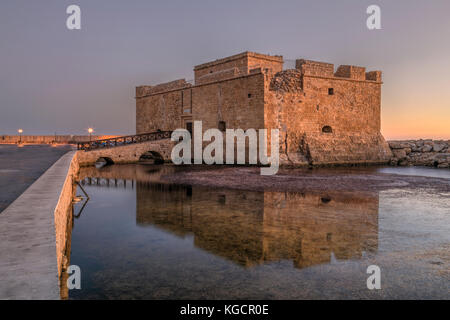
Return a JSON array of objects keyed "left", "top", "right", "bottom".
[{"left": 135, "top": 51, "right": 392, "bottom": 165}]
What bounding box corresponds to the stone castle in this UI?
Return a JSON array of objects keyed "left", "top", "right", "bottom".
[{"left": 136, "top": 51, "right": 392, "bottom": 165}]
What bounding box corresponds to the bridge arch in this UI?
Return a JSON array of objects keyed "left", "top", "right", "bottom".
[
  {"left": 139, "top": 151, "right": 165, "bottom": 164},
  {"left": 95, "top": 157, "right": 114, "bottom": 168}
]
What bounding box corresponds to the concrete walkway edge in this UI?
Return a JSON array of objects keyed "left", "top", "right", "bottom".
[{"left": 0, "top": 151, "right": 77, "bottom": 300}]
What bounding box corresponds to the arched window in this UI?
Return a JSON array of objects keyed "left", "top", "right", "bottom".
[
  {"left": 218, "top": 121, "right": 226, "bottom": 131},
  {"left": 321, "top": 197, "right": 331, "bottom": 204},
  {"left": 322, "top": 126, "right": 332, "bottom": 133}
]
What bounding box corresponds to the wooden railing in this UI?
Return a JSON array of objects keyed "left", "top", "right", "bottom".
[{"left": 77, "top": 131, "right": 172, "bottom": 151}]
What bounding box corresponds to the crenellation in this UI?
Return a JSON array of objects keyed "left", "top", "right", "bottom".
[
  {"left": 136, "top": 51, "right": 391, "bottom": 166},
  {"left": 136, "top": 79, "right": 192, "bottom": 98},
  {"left": 194, "top": 52, "right": 283, "bottom": 84},
  {"left": 335, "top": 65, "right": 366, "bottom": 80},
  {"left": 295, "top": 59, "right": 334, "bottom": 77},
  {"left": 365, "top": 71, "right": 382, "bottom": 82}
]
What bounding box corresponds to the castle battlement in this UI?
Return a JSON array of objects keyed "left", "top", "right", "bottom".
[
  {"left": 296, "top": 59, "right": 382, "bottom": 82},
  {"left": 136, "top": 79, "right": 192, "bottom": 98},
  {"left": 194, "top": 51, "right": 283, "bottom": 85},
  {"left": 135, "top": 51, "right": 391, "bottom": 165},
  {"left": 137, "top": 53, "right": 381, "bottom": 98}
]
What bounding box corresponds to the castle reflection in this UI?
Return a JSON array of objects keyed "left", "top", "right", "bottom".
[
  {"left": 78, "top": 165, "right": 379, "bottom": 270},
  {"left": 135, "top": 183, "right": 379, "bottom": 269}
]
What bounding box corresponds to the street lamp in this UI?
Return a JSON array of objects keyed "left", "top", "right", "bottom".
[
  {"left": 88, "top": 128, "right": 94, "bottom": 142},
  {"left": 18, "top": 129, "right": 23, "bottom": 144}
]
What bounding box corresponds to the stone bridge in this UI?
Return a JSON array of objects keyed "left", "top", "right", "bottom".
[
  {"left": 76, "top": 134, "right": 174, "bottom": 166},
  {"left": 78, "top": 163, "right": 175, "bottom": 182}
]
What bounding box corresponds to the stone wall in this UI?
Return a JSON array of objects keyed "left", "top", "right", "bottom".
[
  {"left": 0, "top": 151, "right": 78, "bottom": 299},
  {"left": 136, "top": 79, "right": 192, "bottom": 97},
  {"left": 195, "top": 67, "right": 243, "bottom": 85},
  {"left": 136, "top": 71, "right": 265, "bottom": 134},
  {"left": 193, "top": 51, "right": 283, "bottom": 84},
  {"left": 136, "top": 51, "right": 391, "bottom": 166},
  {"left": 54, "top": 152, "right": 79, "bottom": 299},
  {"left": 388, "top": 140, "right": 450, "bottom": 168},
  {"left": 0, "top": 135, "right": 117, "bottom": 144},
  {"left": 265, "top": 64, "right": 391, "bottom": 166}
]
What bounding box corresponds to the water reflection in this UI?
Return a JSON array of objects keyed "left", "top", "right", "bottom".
[
  {"left": 78, "top": 165, "right": 379, "bottom": 270},
  {"left": 136, "top": 183, "right": 378, "bottom": 269},
  {"left": 70, "top": 165, "right": 450, "bottom": 299}
]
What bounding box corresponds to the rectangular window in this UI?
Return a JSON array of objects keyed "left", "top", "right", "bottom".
[
  {"left": 218, "top": 121, "right": 226, "bottom": 131},
  {"left": 186, "top": 122, "right": 193, "bottom": 135},
  {"left": 328, "top": 88, "right": 334, "bottom": 95}
]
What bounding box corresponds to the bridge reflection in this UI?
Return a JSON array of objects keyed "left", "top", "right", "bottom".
[
  {"left": 77, "top": 165, "right": 379, "bottom": 270},
  {"left": 135, "top": 184, "right": 379, "bottom": 269},
  {"left": 80, "top": 177, "right": 135, "bottom": 189}
]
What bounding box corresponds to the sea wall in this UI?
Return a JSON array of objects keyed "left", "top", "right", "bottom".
[
  {"left": 0, "top": 135, "right": 118, "bottom": 144},
  {"left": 0, "top": 151, "right": 79, "bottom": 299},
  {"left": 54, "top": 152, "right": 79, "bottom": 299},
  {"left": 388, "top": 140, "right": 450, "bottom": 168}
]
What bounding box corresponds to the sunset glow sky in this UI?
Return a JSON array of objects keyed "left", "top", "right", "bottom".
[{"left": 1, "top": 0, "right": 449, "bottom": 139}]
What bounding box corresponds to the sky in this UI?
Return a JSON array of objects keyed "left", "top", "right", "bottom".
[{"left": 0, "top": 0, "right": 449, "bottom": 139}]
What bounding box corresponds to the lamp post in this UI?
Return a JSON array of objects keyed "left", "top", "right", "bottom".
[
  {"left": 18, "top": 129, "right": 23, "bottom": 144},
  {"left": 88, "top": 128, "right": 94, "bottom": 142}
]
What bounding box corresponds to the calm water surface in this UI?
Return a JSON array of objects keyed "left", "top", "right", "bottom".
[
  {"left": 0, "top": 144, "right": 73, "bottom": 213},
  {"left": 69, "top": 165, "right": 450, "bottom": 299}
]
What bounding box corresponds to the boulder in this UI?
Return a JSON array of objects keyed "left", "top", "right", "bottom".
[
  {"left": 388, "top": 140, "right": 450, "bottom": 167},
  {"left": 399, "top": 159, "right": 410, "bottom": 166},
  {"left": 434, "top": 153, "right": 450, "bottom": 163},
  {"left": 389, "top": 141, "right": 410, "bottom": 149},
  {"left": 389, "top": 158, "right": 399, "bottom": 166},
  {"left": 416, "top": 140, "right": 424, "bottom": 147},
  {"left": 433, "top": 143, "right": 446, "bottom": 152},
  {"left": 392, "top": 149, "right": 407, "bottom": 159},
  {"left": 414, "top": 153, "right": 435, "bottom": 166},
  {"left": 411, "top": 144, "right": 422, "bottom": 152}
]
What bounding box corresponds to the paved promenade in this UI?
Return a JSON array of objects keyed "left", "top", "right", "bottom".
[{"left": 0, "top": 150, "right": 76, "bottom": 299}]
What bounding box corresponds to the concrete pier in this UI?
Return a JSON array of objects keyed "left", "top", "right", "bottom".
[{"left": 0, "top": 151, "right": 77, "bottom": 300}]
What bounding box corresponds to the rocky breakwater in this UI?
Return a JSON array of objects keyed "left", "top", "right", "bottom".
[{"left": 388, "top": 140, "right": 450, "bottom": 168}]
